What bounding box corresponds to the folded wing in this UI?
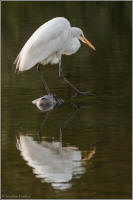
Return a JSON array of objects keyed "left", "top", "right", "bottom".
[{"left": 14, "top": 17, "right": 71, "bottom": 71}]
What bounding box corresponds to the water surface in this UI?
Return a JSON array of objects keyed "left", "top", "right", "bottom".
[{"left": 2, "top": 1, "right": 132, "bottom": 199}]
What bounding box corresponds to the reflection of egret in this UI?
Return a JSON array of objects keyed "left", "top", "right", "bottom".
[
  {"left": 16, "top": 135, "right": 85, "bottom": 190},
  {"left": 17, "top": 102, "right": 95, "bottom": 190},
  {"left": 14, "top": 17, "right": 96, "bottom": 97}
]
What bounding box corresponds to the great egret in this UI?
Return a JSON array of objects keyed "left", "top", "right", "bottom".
[{"left": 14, "top": 17, "right": 96, "bottom": 97}]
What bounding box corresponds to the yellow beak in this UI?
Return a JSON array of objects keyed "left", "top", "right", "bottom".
[{"left": 82, "top": 35, "right": 96, "bottom": 51}]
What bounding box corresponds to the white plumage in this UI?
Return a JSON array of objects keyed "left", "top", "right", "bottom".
[
  {"left": 15, "top": 17, "right": 81, "bottom": 71},
  {"left": 14, "top": 17, "right": 95, "bottom": 72}
]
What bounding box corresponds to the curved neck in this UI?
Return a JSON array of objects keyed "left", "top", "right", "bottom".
[{"left": 71, "top": 27, "right": 80, "bottom": 37}]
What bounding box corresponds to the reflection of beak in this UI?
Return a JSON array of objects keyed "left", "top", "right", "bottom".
[
  {"left": 82, "top": 35, "right": 96, "bottom": 51},
  {"left": 83, "top": 150, "right": 96, "bottom": 161}
]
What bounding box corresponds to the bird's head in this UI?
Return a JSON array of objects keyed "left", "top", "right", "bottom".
[{"left": 71, "top": 27, "right": 96, "bottom": 51}]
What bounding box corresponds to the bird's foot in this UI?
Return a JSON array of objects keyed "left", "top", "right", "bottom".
[{"left": 72, "top": 91, "right": 93, "bottom": 98}]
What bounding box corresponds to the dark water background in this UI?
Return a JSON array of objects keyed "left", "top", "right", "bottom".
[{"left": 2, "top": 1, "right": 132, "bottom": 199}]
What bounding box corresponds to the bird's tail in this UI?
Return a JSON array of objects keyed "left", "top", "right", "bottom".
[{"left": 13, "top": 53, "right": 21, "bottom": 74}]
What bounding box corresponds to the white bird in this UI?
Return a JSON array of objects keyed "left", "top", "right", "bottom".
[{"left": 14, "top": 17, "right": 96, "bottom": 97}]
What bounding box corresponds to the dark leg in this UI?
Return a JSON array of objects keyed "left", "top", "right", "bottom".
[
  {"left": 38, "top": 112, "right": 49, "bottom": 142},
  {"left": 37, "top": 63, "right": 51, "bottom": 94},
  {"left": 59, "top": 106, "right": 78, "bottom": 153},
  {"left": 58, "top": 58, "right": 91, "bottom": 98}
]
